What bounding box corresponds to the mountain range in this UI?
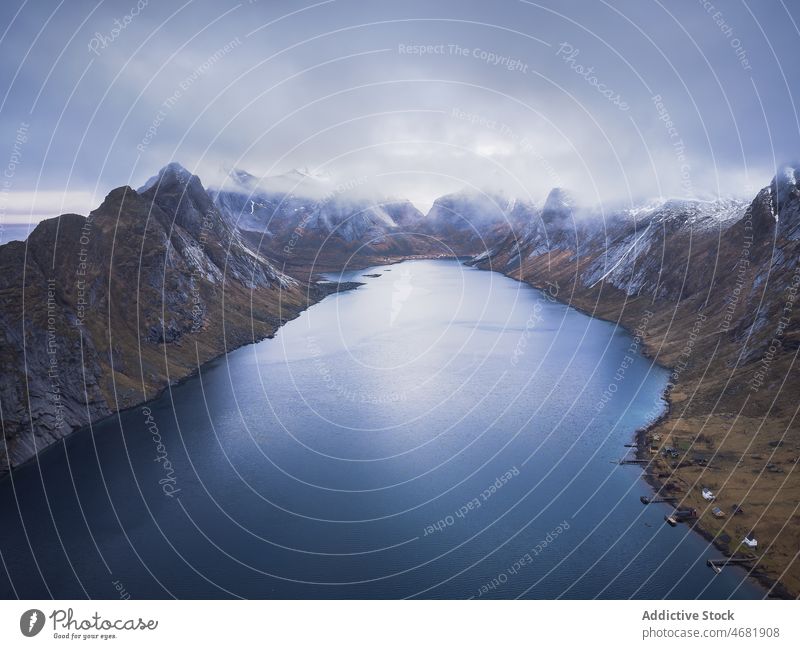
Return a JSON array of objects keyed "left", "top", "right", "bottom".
[
  {"left": 210, "top": 167, "right": 440, "bottom": 273},
  {"left": 1, "top": 161, "right": 799, "bottom": 595}
]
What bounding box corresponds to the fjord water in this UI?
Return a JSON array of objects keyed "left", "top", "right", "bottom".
[{"left": 0, "top": 260, "right": 762, "bottom": 599}]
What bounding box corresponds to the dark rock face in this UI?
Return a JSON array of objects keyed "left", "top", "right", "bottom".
[
  {"left": 140, "top": 162, "right": 220, "bottom": 240},
  {"left": 741, "top": 186, "right": 776, "bottom": 243},
  {"left": 541, "top": 187, "right": 574, "bottom": 222},
  {"left": 728, "top": 165, "right": 800, "bottom": 247},
  {"left": 771, "top": 164, "right": 800, "bottom": 241},
  {"left": 143, "top": 165, "right": 290, "bottom": 290},
  {"left": 0, "top": 164, "right": 310, "bottom": 475},
  {"left": 0, "top": 214, "right": 111, "bottom": 473}
]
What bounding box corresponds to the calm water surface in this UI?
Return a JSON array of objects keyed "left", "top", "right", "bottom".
[{"left": 0, "top": 260, "right": 764, "bottom": 598}]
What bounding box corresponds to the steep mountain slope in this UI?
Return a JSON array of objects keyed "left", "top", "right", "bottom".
[
  {"left": 473, "top": 174, "right": 800, "bottom": 596},
  {"left": 0, "top": 164, "right": 336, "bottom": 474}
]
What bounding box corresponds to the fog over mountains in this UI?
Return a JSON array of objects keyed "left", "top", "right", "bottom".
[
  {"left": 2, "top": 159, "right": 799, "bottom": 477},
  {"left": 203, "top": 161, "right": 783, "bottom": 266}
]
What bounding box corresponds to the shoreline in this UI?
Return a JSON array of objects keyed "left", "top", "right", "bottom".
[
  {"left": 0, "top": 278, "right": 365, "bottom": 484},
  {"left": 1, "top": 254, "right": 457, "bottom": 479},
  {"left": 633, "top": 401, "right": 792, "bottom": 599},
  {"left": 475, "top": 263, "right": 789, "bottom": 599}
]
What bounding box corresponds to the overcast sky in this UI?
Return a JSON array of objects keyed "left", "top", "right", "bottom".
[{"left": 1, "top": 0, "right": 799, "bottom": 222}]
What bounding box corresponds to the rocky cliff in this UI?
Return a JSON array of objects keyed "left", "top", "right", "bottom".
[{"left": 0, "top": 164, "right": 333, "bottom": 475}]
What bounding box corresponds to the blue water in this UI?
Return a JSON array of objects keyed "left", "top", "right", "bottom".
[{"left": 0, "top": 260, "right": 764, "bottom": 598}]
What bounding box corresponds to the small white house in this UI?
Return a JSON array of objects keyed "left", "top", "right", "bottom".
[{"left": 744, "top": 535, "right": 758, "bottom": 548}]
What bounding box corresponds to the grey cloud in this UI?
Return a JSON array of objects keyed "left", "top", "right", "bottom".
[{"left": 0, "top": 0, "right": 798, "bottom": 222}]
